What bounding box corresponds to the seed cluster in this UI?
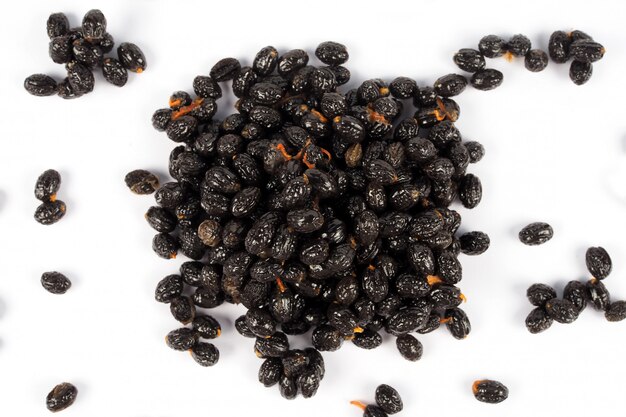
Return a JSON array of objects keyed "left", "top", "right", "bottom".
[
  {"left": 24, "top": 10, "right": 146, "bottom": 99},
  {"left": 351, "top": 384, "right": 404, "bottom": 417},
  {"left": 131, "top": 40, "right": 498, "bottom": 398},
  {"left": 453, "top": 31, "right": 605, "bottom": 88},
  {"left": 525, "top": 246, "right": 625, "bottom": 333},
  {"left": 34, "top": 169, "right": 66, "bottom": 225}
]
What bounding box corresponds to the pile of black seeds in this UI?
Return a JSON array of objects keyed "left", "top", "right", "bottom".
[
  {"left": 24, "top": 10, "right": 146, "bottom": 99},
  {"left": 34, "top": 169, "right": 66, "bottom": 225},
  {"left": 525, "top": 246, "right": 626, "bottom": 334},
  {"left": 124, "top": 32, "right": 609, "bottom": 401},
  {"left": 138, "top": 39, "right": 493, "bottom": 400}
]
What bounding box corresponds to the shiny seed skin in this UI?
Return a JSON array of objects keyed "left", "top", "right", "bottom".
[
  {"left": 587, "top": 279, "right": 611, "bottom": 311},
  {"left": 526, "top": 307, "right": 553, "bottom": 334},
  {"left": 191, "top": 342, "right": 220, "bottom": 366},
  {"left": 102, "top": 58, "right": 128, "bottom": 87},
  {"left": 396, "top": 334, "right": 423, "bottom": 361},
  {"left": 315, "top": 41, "right": 349, "bottom": 66},
  {"left": 47, "top": 13, "right": 70, "bottom": 38},
  {"left": 375, "top": 384, "right": 403, "bottom": 414},
  {"left": 118, "top": 42, "right": 147, "bottom": 73},
  {"left": 24, "top": 74, "right": 58, "bottom": 96},
  {"left": 46, "top": 382, "right": 78, "bottom": 412},
  {"left": 35, "top": 169, "right": 61, "bottom": 202},
  {"left": 453, "top": 48, "right": 486, "bottom": 73},
  {"left": 527, "top": 283, "right": 557, "bottom": 307},
  {"left": 545, "top": 298, "right": 579, "bottom": 324},
  {"left": 605, "top": 301, "right": 626, "bottom": 322},
  {"left": 34, "top": 200, "right": 66, "bottom": 225},
  {"left": 471, "top": 68, "right": 503, "bottom": 91},
  {"left": 165, "top": 328, "right": 198, "bottom": 350},
  {"left": 210, "top": 57, "right": 241, "bottom": 81},
  {"left": 570, "top": 60, "right": 593, "bottom": 85},
  {"left": 519, "top": 222, "right": 553, "bottom": 246},
  {"left": 459, "top": 231, "right": 490, "bottom": 255},
  {"left": 549, "top": 31, "right": 571, "bottom": 63},
  {"left": 585, "top": 246, "right": 612, "bottom": 280},
  {"left": 473, "top": 379, "right": 508, "bottom": 404},
  {"left": 125, "top": 170, "right": 159, "bottom": 194},
  {"left": 479, "top": 35, "right": 505, "bottom": 58},
  {"left": 41, "top": 271, "right": 71, "bottom": 294},
  {"left": 525, "top": 49, "right": 549, "bottom": 72}
]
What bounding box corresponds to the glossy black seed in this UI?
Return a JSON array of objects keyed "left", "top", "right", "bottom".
[
  {"left": 279, "top": 375, "right": 298, "bottom": 400},
  {"left": 605, "top": 301, "right": 626, "bottom": 322},
  {"left": 525, "top": 307, "right": 553, "bottom": 334},
  {"left": 155, "top": 274, "right": 183, "bottom": 303},
  {"left": 287, "top": 208, "right": 324, "bottom": 233},
  {"left": 386, "top": 305, "right": 431, "bottom": 336},
  {"left": 170, "top": 296, "right": 196, "bottom": 324},
  {"left": 192, "top": 315, "right": 221, "bottom": 339},
  {"left": 569, "top": 60, "right": 593, "bottom": 85},
  {"left": 297, "top": 366, "right": 321, "bottom": 398},
  {"left": 453, "top": 48, "right": 486, "bottom": 73},
  {"left": 445, "top": 307, "right": 471, "bottom": 339},
  {"left": 315, "top": 41, "right": 349, "bottom": 66},
  {"left": 193, "top": 286, "right": 224, "bottom": 308},
  {"left": 587, "top": 279, "right": 611, "bottom": 311},
  {"left": 545, "top": 298, "right": 579, "bottom": 324},
  {"left": 205, "top": 166, "right": 241, "bottom": 194},
  {"left": 312, "top": 324, "right": 343, "bottom": 351},
  {"left": 125, "top": 169, "right": 159, "bottom": 195},
  {"left": 563, "top": 281, "right": 588, "bottom": 312},
  {"left": 255, "top": 332, "right": 290, "bottom": 357},
  {"left": 152, "top": 108, "right": 172, "bottom": 131},
  {"left": 570, "top": 30, "right": 593, "bottom": 42},
  {"left": 102, "top": 58, "right": 128, "bottom": 87},
  {"left": 235, "top": 315, "right": 256, "bottom": 338},
  {"left": 278, "top": 49, "right": 309, "bottom": 76},
  {"left": 35, "top": 169, "right": 61, "bottom": 202},
  {"left": 549, "top": 31, "right": 571, "bottom": 63},
  {"left": 191, "top": 342, "right": 220, "bottom": 366},
  {"left": 34, "top": 200, "right": 66, "bottom": 225},
  {"left": 434, "top": 74, "right": 467, "bottom": 97},
  {"left": 231, "top": 187, "right": 261, "bottom": 218},
  {"left": 46, "top": 382, "right": 77, "bottom": 412},
  {"left": 49, "top": 35, "right": 73, "bottom": 64},
  {"left": 166, "top": 116, "right": 198, "bottom": 142},
  {"left": 250, "top": 82, "right": 283, "bottom": 105},
  {"left": 527, "top": 283, "right": 557, "bottom": 307},
  {"left": 24, "top": 74, "right": 58, "bottom": 97},
  {"left": 465, "top": 141, "right": 485, "bottom": 163},
  {"left": 585, "top": 246, "right": 612, "bottom": 280},
  {"left": 81, "top": 9, "right": 106, "bottom": 40},
  {"left": 396, "top": 333, "right": 423, "bottom": 361},
  {"left": 524, "top": 49, "right": 549, "bottom": 72},
  {"left": 47, "top": 13, "right": 70, "bottom": 38},
  {"left": 246, "top": 308, "right": 276, "bottom": 338},
  {"left": 473, "top": 380, "right": 508, "bottom": 404},
  {"left": 117, "top": 42, "right": 147, "bottom": 73},
  {"left": 259, "top": 358, "right": 283, "bottom": 387},
  {"left": 569, "top": 39, "right": 605, "bottom": 63},
  {"left": 165, "top": 328, "right": 198, "bottom": 351},
  {"left": 350, "top": 329, "right": 381, "bottom": 350},
  {"left": 96, "top": 32, "right": 115, "bottom": 53},
  {"left": 375, "top": 384, "right": 403, "bottom": 414},
  {"left": 66, "top": 62, "right": 94, "bottom": 94},
  {"left": 459, "top": 231, "right": 490, "bottom": 255},
  {"left": 459, "top": 174, "right": 482, "bottom": 208},
  {"left": 41, "top": 271, "right": 71, "bottom": 294},
  {"left": 479, "top": 35, "right": 505, "bottom": 58},
  {"left": 152, "top": 233, "right": 178, "bottom": 259},
  {"left": 192, "top": 75, "right": 222, "bottom": 99},
  {"left": 251, "top": 46, "right": 278, "bottom": 76},
  {"left": 470, "top": 68, "right": 503, "bottom": 91},
  {"left": 519, "top": 222, "right": 553, "bottom": 246},
  {"left": 506, "top": 34, "right": 531, "bottom": 57}
]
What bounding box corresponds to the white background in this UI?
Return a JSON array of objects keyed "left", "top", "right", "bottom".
[{"left": 1, "top": 0, "right": 625, "bottom": 415}]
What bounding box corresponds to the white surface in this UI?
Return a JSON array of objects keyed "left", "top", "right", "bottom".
[{"left": 1, "top": 0, "right": 625, "bottom": 415}]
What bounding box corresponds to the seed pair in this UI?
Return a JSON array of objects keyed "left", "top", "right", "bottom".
[
  {"left": 548, "top": 30, "right": 605, "bottom": 85},
  {"left": 24, "top": 10, "right": 147, "bottom": 99},
  {"left": 351, "top": 384, "right": 403, "bottom": 417},
  {"left": 34, "top": 169, "right": 66, "bottom": 225}
]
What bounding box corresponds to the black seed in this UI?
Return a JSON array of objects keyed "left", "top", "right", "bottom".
[
  {"left": 525, "top": 49, "right": 549, "bottom": 72},
  {"left": 585, "top": 246, "right": 612, "bottom": 280},
  {"left": 459, "top": 231, "right": 490, "bottom": 255},
  {"left": 433, "top": 74, "right": 467, "bottom": 97},
  {"left": 210, "top": 57, "right": 241, "bottom": 81},
  {"left": 315, "top": 41, "right": 349, "bottom": 66},
  {"left": 470, "top": 68, "right": 503, "bottom": 91},
  {"left": 396, "top": 333, "right": 423, "bottom": 361},
  {"left": 35, "top": 169, "right": 61, "bottom": 202},
  {"left": 152, "top": 233, "right": 178, "bottom": 259},
  {"left": 506, "top": 34, "right": 531, "bottom": 57},
  {"left": 549, "top": 31, "right": 571, "bottom": 63},
  {"left": 102, "top": 58, "right": 128, "bottom": 87},
  {"left": 82, "top": 9, "right": 107, "bottom": 40},
  {"left": 117, "top": 42, "right": 147, "bottom": 73},
  {"left": 255, "top": 332, "right": 289, "bottom": 357},
  {"left": 459, "top": 174, "right": 482, "bottom": 209},
  {"left": 192, "top": 315, "right": 221, "bottom": 339},
  {"left": 444, "top": 307, "right": 471, "bottom": 339},
  {"left": 587, "top": 279, "right": 611, "bottom": 311},
  {"left": 165, "top": 327, "right": 198, "bottom": 351},
  {"left": 191, "top": 342, "right": 220, "bottom": 366},
  {"left": 278, "top": 49, "right": 309, "bottom": 76},
  {"left": 375, "top": 385, "right": 403, "bottom": 414},
  {"left": 46, "top": 382, "right": 77, "bottom": 412},
  {"left": 155, "top": 274, "right": 183, "bottom": 303},
  {"left": 66, "top": 62, "right": 94, "bottom": 94},
  {"left": 527, "top": 283, "right": 557, "bottom": 307},
  {"left": 34, "top": 200, "right": 66, "bottom": 225},
  {"left": 563, "top": 281, "right": 588, "bottom": 312},
  {"left": 519, "top": 222, "right": 553, "bottom": 246},
  {"left": 24, "top": 74, "right": 58, "bottom": 96},
  {"left": 47, "top": 13, "right": 70, "bottom": 38},
  {"left": 465, "top": 141, "right": 485, "bottom": 163},
  {"left": 526, "top": 307, "right": 553, "bottom": 334},
  {"left": 569, "top": 60, "right": 593, "bottom": 85},
  {"left": 453, "top": 48, "right": 486, "bottom": 73},
  {"left": 569, "top": 39, "right": 605, "bottom": 63},
  {"left": 41, "top": 271, "right": 71, "bottom": 294},
  {"left": 545, "top": 298, "right": 579, "bottom": 324},
  {"left": 473, "top": 379, "right": 508, "bottom": 404},
  {"left": 605, "top": 301, "right": 626, "bottom": 322},
  {"left": 479, "top": 35, "right": 505, "bottom": 58},
  {"left": 49, "top": 35, "right": 73, "bottom": 64},
  {"left": 125, "top": 169, "right": 159, "bottom": 195},
  {"left": 259, "top": 358, "right": 283, "bottom": 387}
]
